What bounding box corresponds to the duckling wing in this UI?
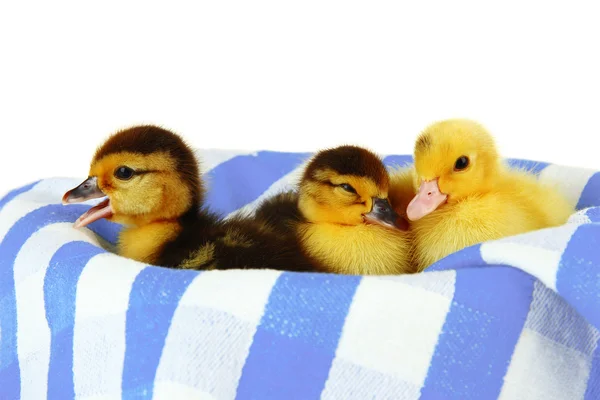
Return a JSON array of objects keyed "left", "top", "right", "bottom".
[
  {"left": 156, "top": 209, "right": 224, "bottom": 269},
  {"left": 156, "top": 208, "right": 314, "bottom": 272},
  {"left": 212, "top": 216, "right": 316, "bottom": 272},
  {"left": 254, "top": 191, "right": 303, "bottom": 234}
]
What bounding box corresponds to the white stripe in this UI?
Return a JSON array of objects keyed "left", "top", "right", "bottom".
[
  {"left": 225, "top": 162, "right": 307, "bottom": 219},
  {"left": 480, "top": 223, "right": 581, "bottom": 291},
  {"left": 178, "top": 269, "right": 280, "bottom": 323},
  {"left": 498, "top": 329, "right": 593, "bottom": 400},
  {"left": 377, "top": 269, "right": 456, "bottom": 299},
  {"left": 0, "top": 178, "right": 83, "bottom": 243},
  {"left": 568, "top": 208, "right": 593, "bottom": 225},
  {"left": 153, "top": 382, "right": 217, "bottom": 400},
  {"left": 14, "top": 223, "right": 100, "bottom": 400},
  {"left": 73, "top": 253, "right": 145, "bottom": 399},
  {"left": 154, "top": 269, "right": 281, "bottom": 399},
  {"left": 538, "top": 164, "right": 597, "bottom": 210},
  {"left": 323, "top": 275, "right": 454, "bottom": 398}
]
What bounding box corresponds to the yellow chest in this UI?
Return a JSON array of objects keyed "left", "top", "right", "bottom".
[
  {"left": 118, "top": 222, "right": 181, "bottom": 264},
  {"left": 298, "top": 223, "right": 412, "bottom": 275},
  {"left": 411, "top": 193, "right": 542, "bottom": 271}
]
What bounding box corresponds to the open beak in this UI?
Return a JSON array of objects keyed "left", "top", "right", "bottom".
[
  {"left": 363, "top": 197, "right": 409, "bottom": 231},
  {"left": 406, "top": 179, "right": 448, "bottom": 221},
  {"left": 62, "top": 177, "right": 114, "bottom": 228}
]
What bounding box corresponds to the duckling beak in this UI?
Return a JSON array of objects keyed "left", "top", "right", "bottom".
[
  {"left": 406, "top": 179, "right": 448, "bottom": 221},
  {"left": 62, "top": 177, "right": 103, "bottom": 204},
  {"left": 363, "top": 198, "right": 408, "bottom": 231},
  {"left": 62, "top": 177, "right": 114, "bottom": 228}
]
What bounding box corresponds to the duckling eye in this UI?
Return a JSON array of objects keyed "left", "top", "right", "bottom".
[
  {"left": 454, "top": 156, "right": 470, "bottom": 171},
  {"left": 114, "top": 166, "right": 135, "bottom": 180},
  {"left": 339, "top": 183, "right": 357, "bottom": 194}
]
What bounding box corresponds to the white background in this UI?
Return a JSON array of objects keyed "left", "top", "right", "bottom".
[{"left": 1, "top": 1, "right": 599, "bottom": 195}]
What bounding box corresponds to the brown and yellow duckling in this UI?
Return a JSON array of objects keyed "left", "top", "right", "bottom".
[
  {"left": 62, "top": 125, "right": 315, "bottom": 272},
  {"left": 256, "top": 145, "right": 414, "bottom": 275}
]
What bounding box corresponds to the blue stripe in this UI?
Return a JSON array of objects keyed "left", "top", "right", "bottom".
[
  {"left": 383, "top": 155, "right": 413, "bottom": 168},
  {"left": 0, "top": 204, "right": 114, "bottom": 399},
  {"left": 44, "top": 242, "right": 105, "bottom": 400},
  {"left": 584, "top": 343, "right": 600, "bottom": 400},
  {"left": 121, "top": 266, "right": 199, "bottom": 398},
  {"left": 556, "top": 224, "right": 600, "bottom": 330},
  {"left": 505, "top": 158, "right": 549, "bottom": 175},
  {"left": 585, "top": 207, "right": 600, "bottom": 223},
  {"left": 420, "top": 266, "right": 534, "bottom": 399},
  {"left": 236, "top": 272, "right": 361, "bottom": 400},
  {"left": 426, "top": 244, "right": 484, "bottom": 272},
  {"left": 203, "top": 151, "right": 311, "bottom": 216},
  {"left": 0, "top": 180, "right": 40, "bottom": 212},
  {"left": 87, "top": 216, "right": 121, "bottom": 245},
  {"left": 577, "top": 172, "right": 600, "bottom": 210}
]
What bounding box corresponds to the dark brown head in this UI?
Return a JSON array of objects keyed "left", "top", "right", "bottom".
[
  {"left": 62, "top": 125, "right": 202, "bottom": 228},
  {"left": 298, "top": 145, "right": 406, "bottom": 230}
]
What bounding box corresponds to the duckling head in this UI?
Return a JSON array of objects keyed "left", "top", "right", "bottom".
[
  {"left": 407, "top": 118, "right": 500, "bottom": 221},
  {"left": 62, "top": 125, "right": 202, "bottom": 228},
  {"left": 298, "top": 145, "right": 407, "bottom": 230}
]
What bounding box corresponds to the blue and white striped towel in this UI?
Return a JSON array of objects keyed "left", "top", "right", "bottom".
[{"left": 1, "top": 149, "right": 600, "bottom": 400}]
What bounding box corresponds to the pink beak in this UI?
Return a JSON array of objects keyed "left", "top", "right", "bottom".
[
  {"left": 62, "top": 177, "right": 114, "bottom": 228},
  {"left": 406, "top": 179, "right": 448, "bottom": 221}
]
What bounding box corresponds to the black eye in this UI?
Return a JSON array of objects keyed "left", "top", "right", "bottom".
[
  {"left": 339, "top": 183, "right": 357, "bottom": 194},
  {"left": 114, "top": 166, "right": 134, "bottom": 180},
  {"left": 454, "top": 156, "right": 470, "bottom": 171}
]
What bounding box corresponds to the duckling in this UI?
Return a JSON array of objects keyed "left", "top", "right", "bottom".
[
  {"left": 255, "top": 145, "right": 413, "bottom": 275},
  {"left": 406, "top": 118, "right": 573, "bottom": 271},
  {"left": 62, "top": 125, "right": 315, "bottom": 272}
]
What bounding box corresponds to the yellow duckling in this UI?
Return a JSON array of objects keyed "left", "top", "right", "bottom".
[{"left": 405, "top": 118, "right": 573, "bottom": 271}]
